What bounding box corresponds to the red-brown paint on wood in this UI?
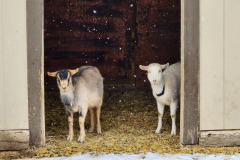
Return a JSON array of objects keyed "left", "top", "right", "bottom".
[
  {"left": 44, "top": 0, "right": 132, "bottom": 83},
  {"left": 44, "top": 0, "right": 180, "bottom": 88},
  {"left": 135, "top": 0, "right": 180, "bottom": 89}
]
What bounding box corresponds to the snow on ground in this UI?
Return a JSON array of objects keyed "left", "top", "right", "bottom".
[{"left": 24, "top": 152, "right": 240, "bottom": 160}]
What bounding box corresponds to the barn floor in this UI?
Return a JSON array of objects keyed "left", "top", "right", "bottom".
[{"left": 1, "top": 90, "right": 240, "bottom": 159}]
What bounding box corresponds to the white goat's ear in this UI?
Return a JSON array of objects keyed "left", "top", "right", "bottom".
[
  {"left": 161, "top": 63, "right": 169, "bottom": 70},
  {"left": 139, "top": 65, "right": 148, "bottom": 71},
  {"left": 69, "top": 68, "right": 79, "bottom": 75},
  {"left": 47, "top": 71, "right": 58, "bottom": 77}
]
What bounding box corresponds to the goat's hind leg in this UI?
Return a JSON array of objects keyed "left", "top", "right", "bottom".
[
  {"left": 96, "top": 106, "right": 102, "bottom": 134},
  {"left": 96, "top": 94, "right": 103, "bottom": 134},
  {"left": 170, "top": 101, "right": 178, "bottom": 135},
  {"left": 88, "top": 108, "right": 96, "bottom": 133}
]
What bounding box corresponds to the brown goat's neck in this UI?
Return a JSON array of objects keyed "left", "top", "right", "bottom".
[{"left": 60, "top": 88, "right": 75, "bottom": 107}]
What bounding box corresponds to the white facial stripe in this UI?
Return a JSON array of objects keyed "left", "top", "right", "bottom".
[
  {"left": 57, "top": 75, "right": 61, "bottom": 86},
  {"left": 67, "top": 72, "right": 70, "bottom": 79},
  {"left": 57, "top": 74, "right": 60, "bottom": 80}
]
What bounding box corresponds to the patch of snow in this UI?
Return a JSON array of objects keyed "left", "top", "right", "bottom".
[{"left": 23, "top": 152, "right": 240, "bottom": 160}]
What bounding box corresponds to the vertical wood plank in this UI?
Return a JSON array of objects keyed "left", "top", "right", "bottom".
[
  {"left": 224, "top": 0, "right": 240, "bottom": 129},
  {"left": 27, "top": 0, "right": 45, "bottom": 146},
  {"left": 199, "top": 0, "right": 224, "bottom": 130},
  {"left": 180, "top": 0, "right": 199, "bottom": 144}
]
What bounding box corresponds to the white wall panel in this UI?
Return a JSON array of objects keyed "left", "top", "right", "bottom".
[
  {"left": 200, "top": 0, "right": 224, "bottom": 130},
  {"left": 200, "top": 0, "right": 240, "bottom": 130},
  {"left": 0, "top": 0, "right": 28, "bottom": 130},
  {"left": 224, "top": 0, "right": 240, "bottom": 129}
]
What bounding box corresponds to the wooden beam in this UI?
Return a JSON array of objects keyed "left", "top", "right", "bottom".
[
  {"left": 180, "top": 0, "right": 200, "bottom": 144},
  {"left": 200, "top": 131, "right": 240, "bottom": 147},
  {"left": 0, "top": 130, "right": 29, "bottom": 150},
  {"left": 27, "top": 0, "right": 45, "bottom": 146}
]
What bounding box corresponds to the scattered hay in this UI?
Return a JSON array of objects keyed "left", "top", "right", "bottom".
[{"left": 1, "top": 91, "right": 240, "bottom": 159}]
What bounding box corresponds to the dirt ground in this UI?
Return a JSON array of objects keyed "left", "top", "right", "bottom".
[{"left": 1, "top": 90, "right": 240, "bottom": 159}]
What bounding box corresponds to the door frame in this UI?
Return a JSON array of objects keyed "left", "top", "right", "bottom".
[
  {"left": 27, "top": 0, "right": 45, "bottom": 146},
  {"left": 27, "top": 0, "right": 200, "bottom": 146},
  {"left": 180, "top": 0, "right": 200, "bottom": 144}
]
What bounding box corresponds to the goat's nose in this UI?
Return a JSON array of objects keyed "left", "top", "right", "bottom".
[
  {"left": 153, "top": 80, "right": 156, "bottom": 83},
  {"left": 62, "top": 87, "right": 66, "bottom": 90}
]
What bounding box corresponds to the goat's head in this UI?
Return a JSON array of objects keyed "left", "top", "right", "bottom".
[
  {"left": 139, "top": 63, "right": 169, "bottom": 84},
  {"left": 47, "top": 68, "right": 79, "bottom": 92}
]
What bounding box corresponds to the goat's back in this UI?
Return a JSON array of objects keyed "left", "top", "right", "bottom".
[
  {"left": 73, "top": 66, "right": 103, "bottom": 96},
  {"left": 164, "top": 62, "right": 180, "bottom": 80},
  {"left": 163, "top": 62, "right": 181, "bottom": 100}
]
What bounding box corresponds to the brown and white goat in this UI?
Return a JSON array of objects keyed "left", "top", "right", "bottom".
[{"left": 48, "top": 66, "right": 104, "bottom": 142}]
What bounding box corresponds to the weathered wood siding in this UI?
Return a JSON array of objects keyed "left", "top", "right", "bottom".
[
  {"left": 200, "top": 131, "right": 240, "bottom": 147},
  {"left": 0, "top": 130, "right": 29, "bottom": 150}
]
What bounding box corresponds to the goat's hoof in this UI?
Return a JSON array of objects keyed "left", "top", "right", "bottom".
[
  {"left": 67, "top": 135, "right": 73, "bottom": 141},
  {"left": 97, "top": 128, "right": 102, "bottom": 134},
  {"left": 155, "top": 130, "right": 161, "bottom": 134},
  {"left": 88, "top": 128, "right": 94, "bottom": 133},
  {"left": 171, "top": 131, "right": 176, "bottom": 135},
  {"left": 77, "top": 137, "right": 85, "bottom": 143}
]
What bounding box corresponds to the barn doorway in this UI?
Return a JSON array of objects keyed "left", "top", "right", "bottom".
[
  {"left": 28, "top": 0, "right": 199, "bottom": 151},
  {"left": 44, "top": 0, "right": 180, "bottom": 90},
  {"left": 43, "top": 0, "right": 182, "bottom": 152}
]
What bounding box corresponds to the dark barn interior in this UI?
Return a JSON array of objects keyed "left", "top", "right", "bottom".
[
  {"left": 44, "top": 0, "right": 180, "bottom": 89},
  {"left": 43, "top": 0, "right": 183, "bottom": 157}
]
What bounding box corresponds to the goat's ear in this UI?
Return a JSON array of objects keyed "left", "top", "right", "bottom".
[
  {"left": 47, "top": 71, "right": 58, "bottom": 77},
  {"left": 69, "top": 68, "right": 79, "bottom": 75},
  {"left": 161, "top": 63, "right": 169, "bottom": 70},
  {"left": 139, "top": 65, "right": 148, "bottom": 71}
]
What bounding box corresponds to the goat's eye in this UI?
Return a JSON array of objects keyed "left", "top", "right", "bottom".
[
  {"left": 57, "top": 79, "right": 60, "bottom": 84},
  {"left": 159, "top": 70, "right": 161, "bottom": 73}
]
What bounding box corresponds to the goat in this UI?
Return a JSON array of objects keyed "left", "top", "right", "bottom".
[
  {"left": 47, "top": 66, "right": 104, "bottom": 142},
  {"left": 139, "top": 62, "right": 180, "bottom": 135}
]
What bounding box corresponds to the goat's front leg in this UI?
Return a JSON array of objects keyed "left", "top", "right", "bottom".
[
  {"left": 78, "top": 106, "right": 88, "bottom": 143},
  {"left": 66, "top": 110, "right": 74, "bottom": 141},
  {"left": 155, "top": 102, "right": 165, "bottom": 134},
  {"left": 88, "top": 108, "right": 96, "bottom": 133},
  {"left": 170, "top": 101, "right": 177, "bottom": 135}
]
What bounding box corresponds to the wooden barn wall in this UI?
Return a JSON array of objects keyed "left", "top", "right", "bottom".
[
  {"left": 135, "top": 0, "right": 180, "bottom": 89},
  {"left": 44, "top": 0, "right": 180, "bottom": 88},
  {"left": 44, "top": 0, "right": 132, "bottom": 84}
]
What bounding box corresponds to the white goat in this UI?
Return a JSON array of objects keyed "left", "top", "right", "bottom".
[
  {"left": 139, "top": 62, "right": 180, "bottom": 135},
  {"left": 48, "top": 66, "right": 104, "bottom": 142}
]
